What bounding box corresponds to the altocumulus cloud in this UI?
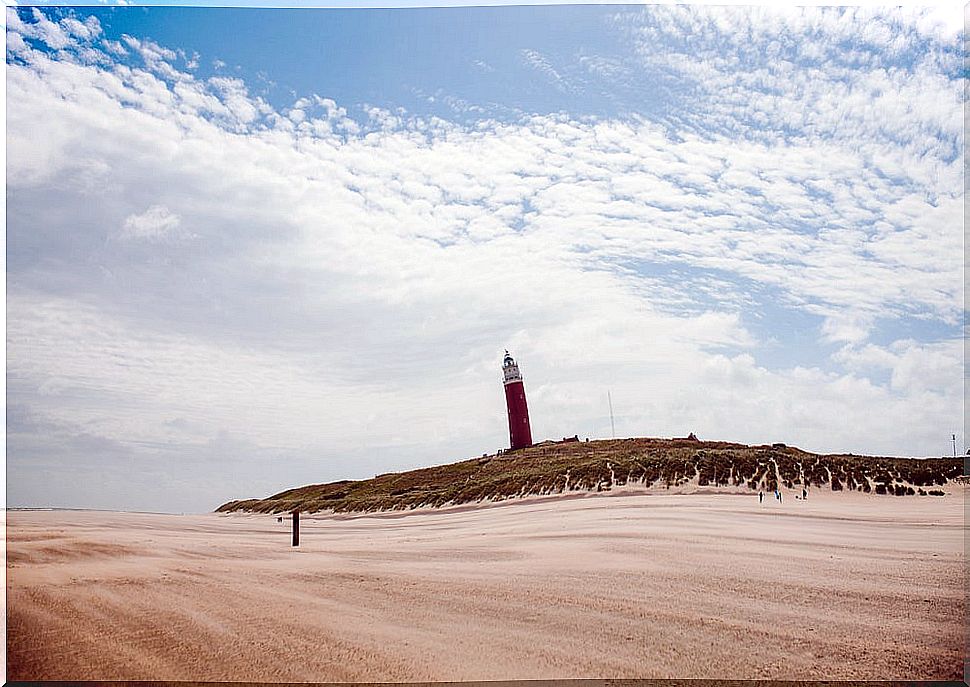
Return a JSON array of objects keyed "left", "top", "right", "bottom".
[
  {"left": 5, "top": 6, "right": 964, "bottom": 513},
  {"left": 121, "top": 205, "right": 185, "bottom": 241}
]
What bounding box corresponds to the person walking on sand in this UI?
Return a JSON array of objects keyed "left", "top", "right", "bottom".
[
  {"left": 759, "top": 490, "right": 763, "bottom": 503},
  {"left": 779, "top": 490, "right": 783, "bottom": 504},
  {"left": 803, "top": 487, "right": 807, "bottom": 500}
]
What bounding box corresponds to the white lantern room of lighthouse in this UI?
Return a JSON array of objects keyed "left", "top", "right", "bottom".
[{"left": 503, "top": 351, "right": 522, "bottom": 385}]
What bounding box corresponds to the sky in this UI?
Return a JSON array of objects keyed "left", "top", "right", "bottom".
[{"left": 5, "top": 3, "right": 966, "bottom": 513}]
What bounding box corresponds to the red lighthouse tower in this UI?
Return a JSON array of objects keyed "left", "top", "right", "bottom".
[{"left": 503, "top": 350, "right": 533, "bottom": 450}]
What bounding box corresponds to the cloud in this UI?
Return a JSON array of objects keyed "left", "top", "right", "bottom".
[
  {"left": 60, "top": 15, "right": 102, "bottom": 41},
  {"left": 472, "top": 59, "right": 495, "bottom": 73},
  {"left": 613, "top": 6, "right": 962, "bottom": 150},
  {"left": 21, "top": 7, "right": 72, "bottom": 49},
  {"left": 5, "top": 6, "right": 965, "bottom": 511},
  {"left": 101, "top": 39, "right": 127, "bottom": 56},
  {"left": 120, "top": 204, "right": 185, "bottom": 241},
  {"left": 833, "top": 338, "right": 962, "bottom": 396},
  {"left": 520, "top": 48, "right": 578, "bottom": 94},
  {"left": 820, "top": 313, "right": 873, "bottom": 345}
]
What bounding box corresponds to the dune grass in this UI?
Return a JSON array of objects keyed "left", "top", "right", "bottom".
[{"left": 215, "top": 437, "right": 964, "bottom": 514}]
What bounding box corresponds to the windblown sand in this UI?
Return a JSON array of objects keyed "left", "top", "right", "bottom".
[{"left": 6, "top": 489, "right": 965, "bottom": 681}]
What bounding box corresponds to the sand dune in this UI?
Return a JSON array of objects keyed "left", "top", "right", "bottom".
[{"left": 6, "top": 489, "right": 965, "bottom": 681}]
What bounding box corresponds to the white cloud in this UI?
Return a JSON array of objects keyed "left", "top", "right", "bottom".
[
  {"left": 4, "top": 6, "right": 965, "bottom": 511},
  {"left": 60, "top": 15, "right": 102, "bottom": 41},
  {"left": 120, "top": 205, "right": 185, "bottom": 241},
  {"left": 820, "top": 313, "right": 873, "bottom": 345},
  {"left": 473, "top": 59, "right": 495, "bottom": 73},
  {"left": 833, "top": 338, "right": 962, "bottom": 396},
  {"left": 26, "top": 59, "right": 948, "bottom": 336},
  {"left": 520, "top": 48, "right": 579, "bottom": 94},
  {"left": 101, "top": 39, "right": 127, "bottom": 56}
]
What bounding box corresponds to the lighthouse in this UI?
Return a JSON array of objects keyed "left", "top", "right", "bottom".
[{"left": 502, "top": 350, "right": 533, "bottom": 450}]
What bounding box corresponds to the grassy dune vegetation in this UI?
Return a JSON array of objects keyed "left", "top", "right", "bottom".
[{"left": 216, "top": 437, "right": 965, "bottom": 514}]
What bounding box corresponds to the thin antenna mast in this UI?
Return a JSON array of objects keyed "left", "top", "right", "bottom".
[
  {"left": 608, "top": 390, "right": 615, "bottom": 439},
  {"left": 952, "top": 434, "right": 957, "bottom": 458}
]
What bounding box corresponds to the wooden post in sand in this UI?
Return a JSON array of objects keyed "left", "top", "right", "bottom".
[{"left": 292, "top": 510, "right": 300, "bottom": 547}]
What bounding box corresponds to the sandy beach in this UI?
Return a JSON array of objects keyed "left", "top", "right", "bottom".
[{"left": 6, "top": 488, "right": 965, "bottom": 681}]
